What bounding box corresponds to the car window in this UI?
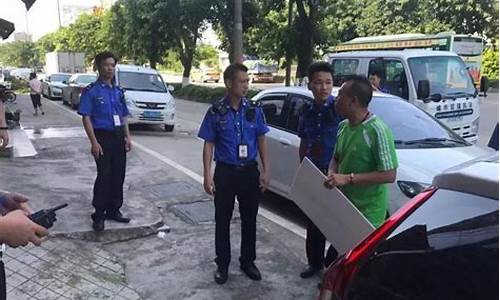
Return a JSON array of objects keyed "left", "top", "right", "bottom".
[
  {"left": 331, "top": 59, "right": 360, "bottom": 86},
  {"left": 118, "top": 71, "right": 166, "bottom": 92},
  {"left": 259, "top": 94, "right": 287, "bottom": 129},
  {"left": 76, "top": 75, "right": 97, "bottom": 85},
  {"left": 369, "top": 59, "right": 409, "bottom": 100},
  {"left": 347, "top": 189, "right": 498, "bottom": 300},
  {"left": 286, "top": 94, "right": 310, "bottom": 133},
  {"left": 370, "top": 96, "right": 466, "bottom": 147}
]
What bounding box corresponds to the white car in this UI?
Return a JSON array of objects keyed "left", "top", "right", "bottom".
[
  {"left": 42, "top": 73, "right": 71, "bottom": 100},
  {"left": 252, "top": 87, "right": 493, "bottom": 213},
  {"left": 115, "top": 64, "right": 176, "bottom": 132}
]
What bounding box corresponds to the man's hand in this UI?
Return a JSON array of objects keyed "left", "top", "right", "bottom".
[
  {"left": 125, "top": 136, "right": 132, "bottom": 152},
  {"left": 0, "top": 191, "right": 30, "bottom": 215},
  {"left": 91, "top": 142, "right": 103, "bottom": 159},
  {"left": 259, "top": 171, "right": 270, "bottom": 192},
  {"left": 0, "top": 210, "right": 48, "bottom": 247},
  {"left": 0, "top": 129, "right": 9, "bottom": 150},
  {"left": 324, "top": 173, "right": 350, "bottom": 189},
  {"left": 203, "top": 176, "right": 215, "bottom": 195}
]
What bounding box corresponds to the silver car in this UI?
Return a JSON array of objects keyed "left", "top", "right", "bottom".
[
  {"left": 252, "top": 87, "right": 492, "bottom": 213},
  {"left": 61, "top": 73, "right": 97, "bottom": 109},
  {"left": 41, "top": 73, "right": 71, "bottom": 100}
]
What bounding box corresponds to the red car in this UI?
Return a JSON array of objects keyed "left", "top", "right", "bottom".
[{"left": 319, "top": 155, "right": 498, "bottom": 300}]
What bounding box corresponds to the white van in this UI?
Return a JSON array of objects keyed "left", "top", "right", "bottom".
[
  {"left": 324, "top": 50, "right": 480, "bottom": 142},
  {"left": 115, "top": 64, "right": 176, "bottom": 132}
]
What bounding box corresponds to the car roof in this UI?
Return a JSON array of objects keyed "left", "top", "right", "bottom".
[
  {"left": 252, "top": 86, "right": 396, "bottom": 100},
  {"left": 432, "top": 154, "right": 499, "bottom": 200},
  {"left": 326, "top": 50, "right": 460, "bottom": 59},
  {"left": 49, "top": 73, "right": 71, "bottom": 76},
  {"left": 116, "top": 64, "right": 158, "bottom": 74}
]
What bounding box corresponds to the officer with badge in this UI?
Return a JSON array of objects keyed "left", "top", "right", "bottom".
[
  {"left": 298, "top": 62, "right": 342, "bottom": 278},
  {"left": 198, "top": 63, "right": 270, "bottom": 285},
  {"left": 78, "top": 51, "right": 132, "bottom": 232}
]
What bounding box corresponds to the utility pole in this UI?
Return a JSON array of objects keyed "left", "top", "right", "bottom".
[
  {"left": 285, "top": 0, "right": 293, "bottom": 86},
  {"left": 233, "top": 0, "right": 243, "bottom": 63},
  {"left": 57, "top": 0, "right": 62, "bottom": 28}
]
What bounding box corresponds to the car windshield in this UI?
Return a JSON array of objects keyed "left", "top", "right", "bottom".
[
  {"left": 118, "top": 72, "right": 166, "bottom": 92},
  {"left": 76, "top": 75, "right": 97, "bottom": 84},
  {"left": 408, "top": 56, "right": 476, "bottom": 97},
  {"left": 51, "top": 74, "right": 71, "bottom": 82},
  {"left": 370, "top": 96, "right": 469, "bottom": 148}
]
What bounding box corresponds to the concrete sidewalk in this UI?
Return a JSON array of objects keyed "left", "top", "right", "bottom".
[{"left": 0, "top": 95, "right": 317, "bottom": 299}]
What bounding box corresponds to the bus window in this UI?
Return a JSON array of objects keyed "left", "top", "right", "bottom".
[
  {"left": 369, "top": 59, "right": 409, "bottom": 100},
  {"left": 331, "top": 59, "right": 359, "bottom": 86}
]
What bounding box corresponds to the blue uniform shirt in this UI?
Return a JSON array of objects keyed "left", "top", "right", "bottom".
[
  {"left": 298, "top": 96, "right": 342, "bottom": 169},
  {"left": 78, "top": 79, "right": 130, "bottom": 130},
  {"left": 198, "top": 96, "right": 269, "bottom": 166}
]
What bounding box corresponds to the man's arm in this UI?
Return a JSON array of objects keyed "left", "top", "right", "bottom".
[
  {"left": 0, "top": 210, "right": 48, "bottom": 247},
  {"left": 326, "top": 169, "right": 396, "bottom": 187},
  {"left": 202, "top": 142, "right": 215, "bottom": 195},
  {"left": 82, "top": 116, "right": 103, "bottom": 159},
  {"left": 258, "top": 135, "right": 270, "bottom": 191},
  {"left": 123, "top": 116, "right": 132, "bottom": 152}
]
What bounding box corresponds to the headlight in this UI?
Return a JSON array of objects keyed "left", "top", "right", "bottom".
[
  {"left": 52, "top": 87, "right": 62, "bottom": 92},
  {"left": 125, "top": 97, "right": 135, "bottom": 107},
  {"left": 166, "top": 98, "right": 175, "bottom": 110},
  {"left": 397, "top": 181, "right": 430, "bottom": 198},
  {"left": 471, "top": 117, "right": 480, "bottom": 134}
]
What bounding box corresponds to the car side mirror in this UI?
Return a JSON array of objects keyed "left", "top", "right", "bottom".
[
  {"left": 480, "top": 76, "right": 489, "bottom": 93},
  {"left": 417, "top": 80, "right": 430, "bottom": 100},
  {"left": 62, "top": 81, "right": 68, "bottom": 84},
  {"left": 167, "top": 85, "right": 175, "bottom": 92}
]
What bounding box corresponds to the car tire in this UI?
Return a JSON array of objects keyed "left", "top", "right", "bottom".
[
  {"left": 71, "top": 102, "right": 78, "bottom": 110},
  {"left": 164, "top": 124, "right": 174, "bottom": 132}
]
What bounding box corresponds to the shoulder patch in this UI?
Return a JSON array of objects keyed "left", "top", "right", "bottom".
[
  {"left": 210, "top": 98, "right": 228, "bottom": 115},
  {"left": 83, "top": 82, "right": 97, "bottom": 93}
]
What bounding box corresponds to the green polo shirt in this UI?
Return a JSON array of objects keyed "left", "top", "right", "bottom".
[{"left": 334, "top": 115, "right": 398, "bottom": 227}]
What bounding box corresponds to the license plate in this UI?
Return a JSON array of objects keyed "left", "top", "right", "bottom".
[{"left": 144, "top": 111, "right": 161, "bottom": 118}]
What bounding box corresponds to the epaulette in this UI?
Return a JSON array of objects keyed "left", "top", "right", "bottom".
[
  {"left": 82, "top": 82, "right": 97, "bottom": 93},
  {"left": 209, "top": 98, "right": 228, "bottom": 115}
]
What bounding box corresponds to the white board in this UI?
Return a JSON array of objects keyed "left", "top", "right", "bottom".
[{"left": 290, "top": 158, "right": 375, "bottom": 254}]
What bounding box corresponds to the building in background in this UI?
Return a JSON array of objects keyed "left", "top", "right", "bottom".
[{"left": 13, "top": 32, "right": 32, "bottom": 42}]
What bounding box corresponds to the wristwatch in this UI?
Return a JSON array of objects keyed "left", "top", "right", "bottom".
[{"left": 349, "top": 173, "right": 355, "bottom": 184}]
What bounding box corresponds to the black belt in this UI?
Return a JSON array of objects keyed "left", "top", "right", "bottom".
[
  {"left": 94, "top": 126, "right": 124, "bottom": 136},
  {"left": 217, "top": 161, "right": 257, "bottom": 171}
]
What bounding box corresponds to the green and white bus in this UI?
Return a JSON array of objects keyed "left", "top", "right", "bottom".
[{"left": 333, "top": 32, "right": 486, "bottom": 86}]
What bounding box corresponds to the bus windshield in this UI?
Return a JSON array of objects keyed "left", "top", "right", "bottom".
[
  {"left": 408, "top": 56, "right": 475, "bottom": 97},
  {"left": 452, "top": 37, "right": 484, "bottom": 56}
]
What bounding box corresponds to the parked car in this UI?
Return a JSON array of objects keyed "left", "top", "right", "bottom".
[
  {"left": 191, "top": 67, "right": 220, "bottom": 83},
  {"left": 61, "top": 73, "right": 97, "bottom": 109},
  {"left": 319, "top": 154, "right": 498, "bottom": 300},
  {"left": 251, "top": 87, "right": 492, "bottom": 213},
  {"left": 11, "top": 68, "right": 32, "bottom": 80},
  {"left": 41, "top": 73, "right": 71, "bottom": 100},
  {"left": 116, "top": 64, "right": 176, "bottom": 132}
]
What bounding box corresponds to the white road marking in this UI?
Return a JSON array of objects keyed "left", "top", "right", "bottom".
[{"left": 45, "top": 99, "right": 307, "bottom": 238}]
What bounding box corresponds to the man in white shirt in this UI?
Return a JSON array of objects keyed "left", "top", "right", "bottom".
[{"left": 29, "top": 72, "right": 44, "bottom": 116}]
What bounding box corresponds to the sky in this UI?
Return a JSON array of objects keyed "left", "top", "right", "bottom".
[{"left": 0, "top": 0, "right": 103, "bottom": 42}]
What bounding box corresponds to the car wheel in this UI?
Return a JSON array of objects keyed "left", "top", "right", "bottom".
[
  {"left": 47, "top": 88, "right": 53, "bottom": 100},
  {"left": 71, "top": 102, "right": 78, "bottom": 110},
  {"left": 164, "top": 124, "right": 174, "bottom": 132}
]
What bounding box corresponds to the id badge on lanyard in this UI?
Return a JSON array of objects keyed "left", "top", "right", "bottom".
[
  {"left": 113, "top": 114, "right": 121, "bottom": 126},
  {"left": 237, "top": 111, "right": 248, "bottom": 160}
]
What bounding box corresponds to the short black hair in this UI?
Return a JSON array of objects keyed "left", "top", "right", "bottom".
[
  {"left": 308, "top": 62, "right": 333, "bottom": 82},
  {"left": 223, "top": 63, "right": 248, "bottom": 82},
  {"left": 369, "top": 70, "right": 383, "bottom": 78},
  {"left": 29, "top": 72, "right": 36, "bottom": 80},
  {"left": 94, "top": 51, "right": 118, "bottom": 70},
  {"left": 342, "top": 75, "right": 373, "bottom": 107}
]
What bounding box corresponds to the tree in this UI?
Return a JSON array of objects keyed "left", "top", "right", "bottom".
[
  {"left": 483, "top": 44, "right": 499, "bottom": 80},
  {"left": 0, "top": 41, "right": 40, "bottom": 67}
]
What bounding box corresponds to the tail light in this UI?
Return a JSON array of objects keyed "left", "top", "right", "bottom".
[{"left": 318, "top": 188, "right": 437, "bottom": 300}]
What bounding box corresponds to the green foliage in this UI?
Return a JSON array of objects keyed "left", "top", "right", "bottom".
[
  {"left": 0, "top": 41, "right": 41, "bottom": 68},
  {"left": 482, "top": 47, "right": 499, "bottom": 80},
  {"left": 173, "top": 84, "right": 260, "bottom": 103},
  {"left": 194, "top": 44, "right": 219, "bottom": 69}
]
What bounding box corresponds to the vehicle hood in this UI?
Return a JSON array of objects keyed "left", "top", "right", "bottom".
[
  {"left": 123, "top": 90, "right": 172, "bottom": 103},
  {"left": 396, "top": 145, "right": 494, "bottom": 184},
  {"left": 50, "top": 82, "right": 67, "bottom": 88}
]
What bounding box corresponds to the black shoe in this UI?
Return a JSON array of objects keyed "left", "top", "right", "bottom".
[
  {"left": 214, "top": 267, "right": 228, "bottom": 284},
  {"left": 300, "top": 265, "right": 322, "bottom": 278},
  {"left": 92, "top": 219, "right": 105, "bottom": 232},
  {"left": 106, "top": 212, "right": 131, "bottom": 223},
  {"left": 240, "top": 263, "right": 261, "bottom": 281}
]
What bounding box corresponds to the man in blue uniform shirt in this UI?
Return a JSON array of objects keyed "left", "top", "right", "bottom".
[
  {"left": 198, "top": 63, "right": 270, "bottom": 285},
  {"left": 298, "top": 62, "right": 342, "bottom": 278},
  {"left": 78, "top": 51, "right": 132, "bottom": 232}
]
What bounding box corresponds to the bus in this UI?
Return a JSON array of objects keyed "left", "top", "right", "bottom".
[{"left": 333, "top": 32, "right": 486, "bottom": 86}]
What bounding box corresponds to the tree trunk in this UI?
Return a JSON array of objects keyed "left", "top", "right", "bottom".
[
  {"left": 149, "top": 60, "right": 157, "bottom": 69},
  {"left": 180, "top": 41, "right": 195, "bottom": 87},
  {"left": 294, "top": 0, "right": 317, "bottom": 84}
]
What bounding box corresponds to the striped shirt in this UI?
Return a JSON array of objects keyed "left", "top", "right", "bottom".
[{"left": 334, "top": 114, "right": 398, "bottom": 227}]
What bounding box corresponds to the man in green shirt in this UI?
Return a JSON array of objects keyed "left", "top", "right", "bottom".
[{"left": 325, "top": 75, "right": 398, "bottom": 228}]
